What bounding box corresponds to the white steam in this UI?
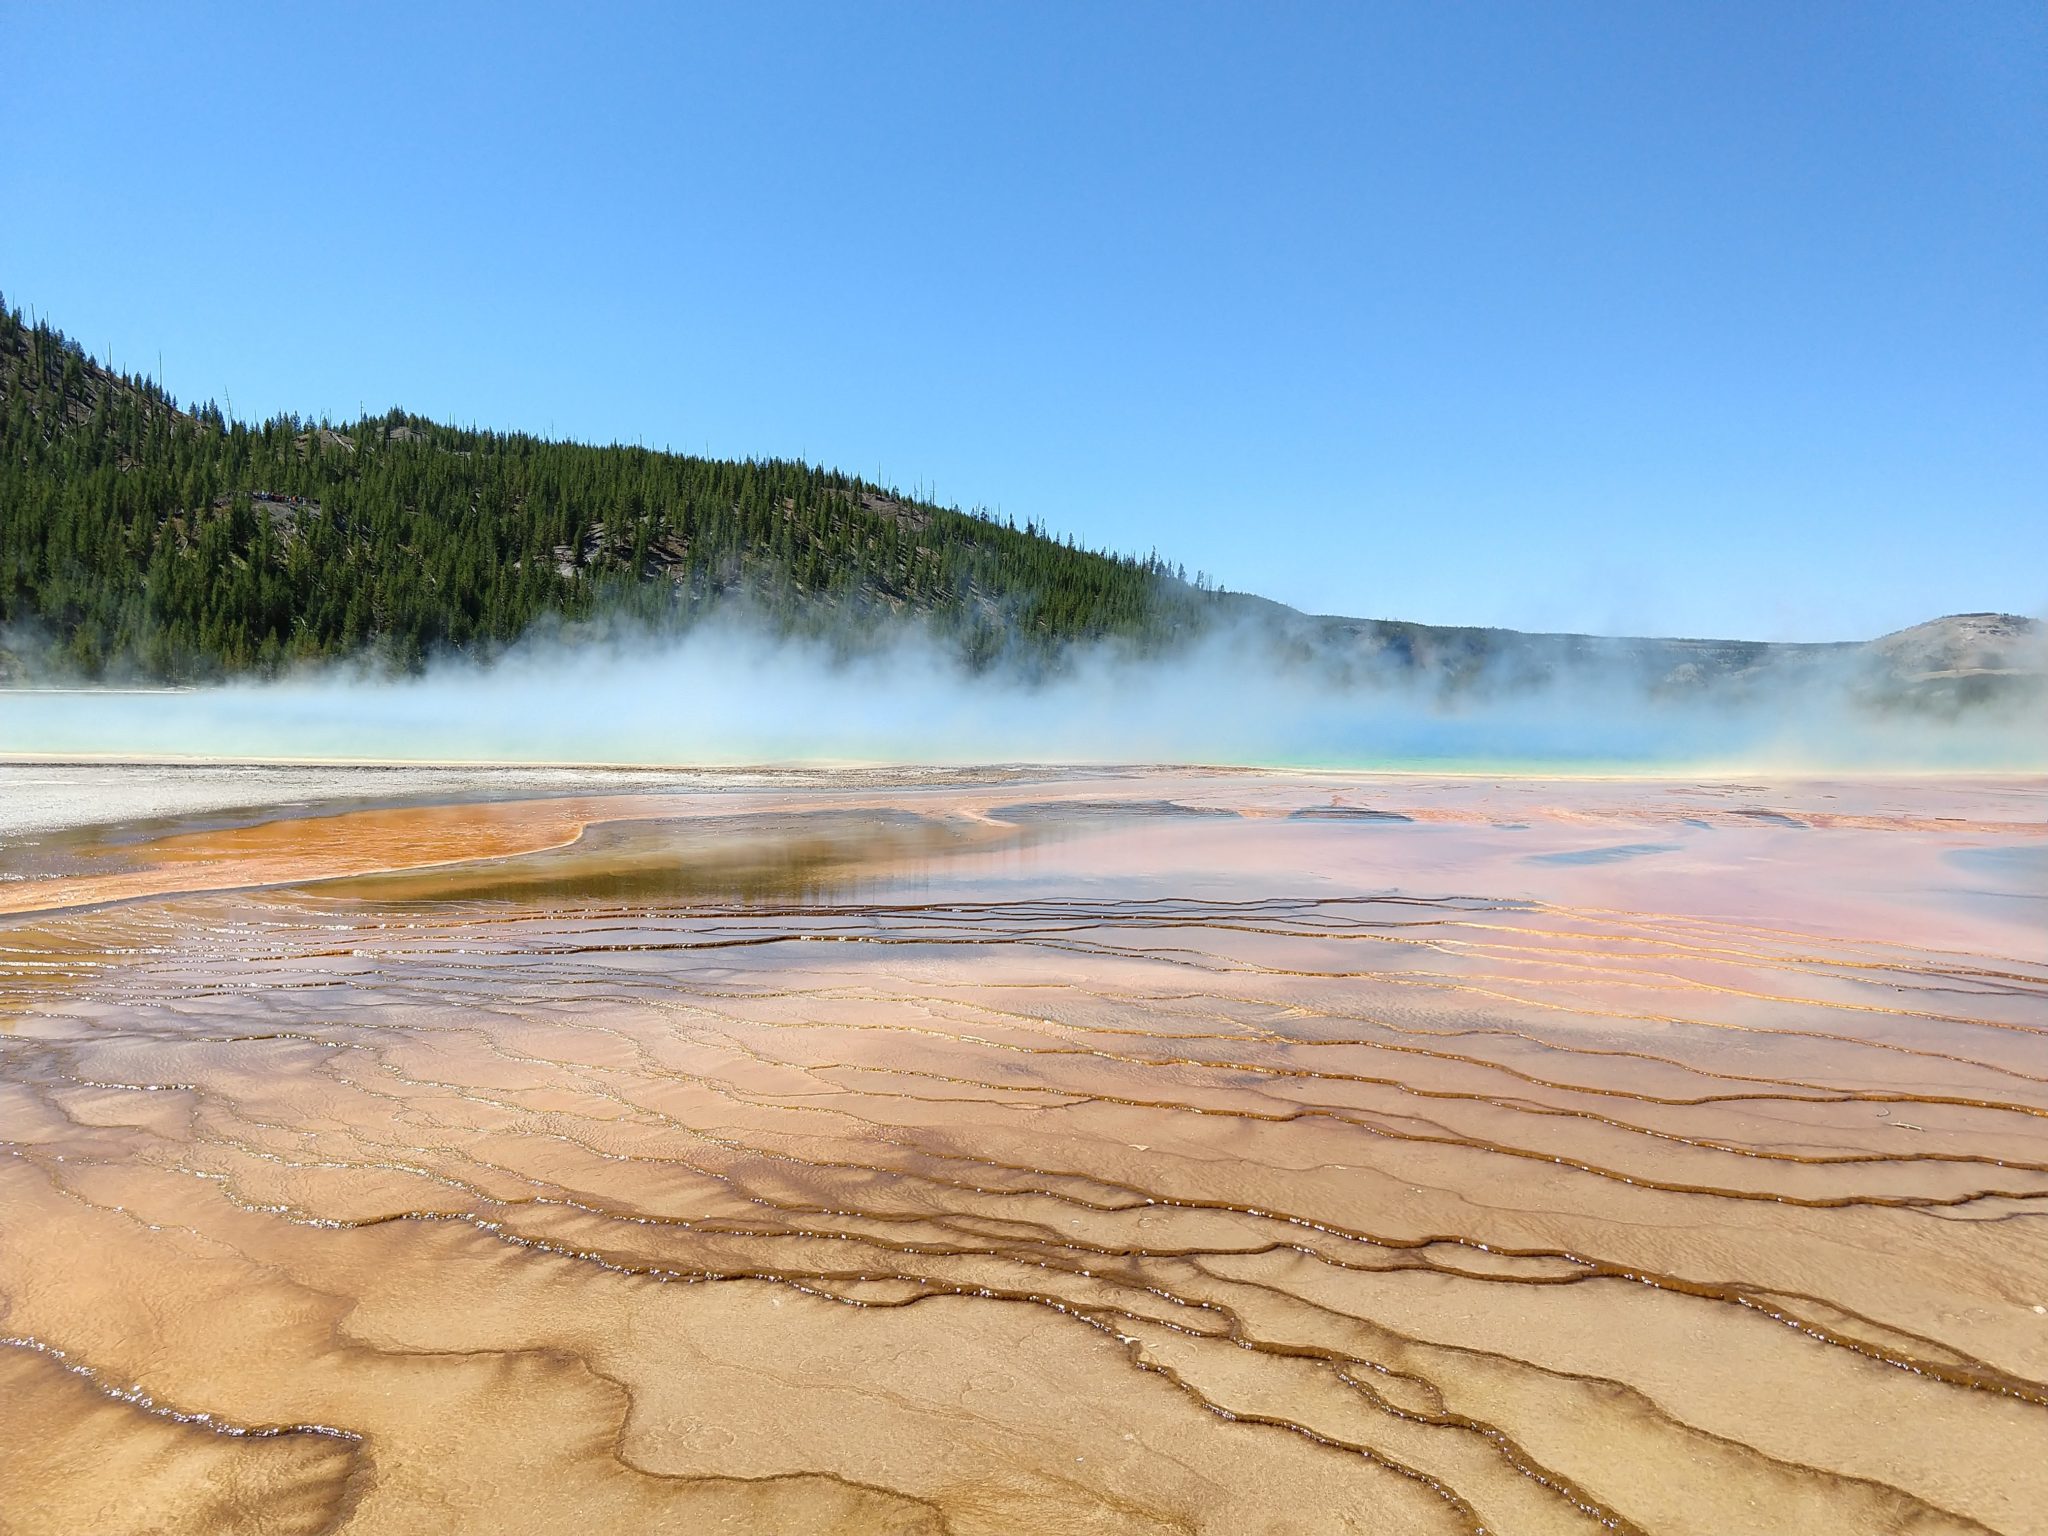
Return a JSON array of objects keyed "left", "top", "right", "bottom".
[{"left": 1, "top": 618, "right": 2042, "bottom": 772}]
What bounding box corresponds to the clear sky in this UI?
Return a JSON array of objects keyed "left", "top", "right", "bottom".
[{"left": 4, "top": 2, "right": 2043, "bottom": 641}]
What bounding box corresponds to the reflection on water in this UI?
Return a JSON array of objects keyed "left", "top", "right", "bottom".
[
  {"left": 1286, "top": 805, "right": 1416, "bottom": 822},
  {"left": 1947, "top": 843, "right": 2048, "bottom": 882},
  {"left": 2, "top": 771, "right": 2046, "bottom": 1535},
  {"left": 986, "top": 799, "right": 1244, "bottom": 824},
  {"left": 1524, "top": 841, "right": 1679, "bottom": 865},
  {"left": 316, "top": 810, "right": 1047, "bottom": 907}
]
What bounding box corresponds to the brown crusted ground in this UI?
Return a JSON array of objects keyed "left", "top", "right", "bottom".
[{"left": 1, "top": 770, "right": 2044, "bottom": 1533}]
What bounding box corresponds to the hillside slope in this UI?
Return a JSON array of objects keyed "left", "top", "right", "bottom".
[
  {"left": 0, "top": 299, "right": 1203, "bottom": 679},
  {"left": 1, "top": 297, "right": 2038, "bottom": 712}
]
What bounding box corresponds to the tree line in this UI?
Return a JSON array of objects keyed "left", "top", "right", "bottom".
[{"left": 0, "top": 296, "right": 1215, "bottom": 681}]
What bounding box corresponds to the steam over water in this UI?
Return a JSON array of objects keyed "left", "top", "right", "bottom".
[
  {"left": 4, "top": 624, "right": 2043, "bottom": 770},
  {"left": 2, "top": 766, "right": 2045, "bottom": 1533}
]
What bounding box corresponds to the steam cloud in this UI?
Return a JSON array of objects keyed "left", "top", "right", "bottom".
[{"left": 3, "top": 616, "right": 2042, "bottom": 773}]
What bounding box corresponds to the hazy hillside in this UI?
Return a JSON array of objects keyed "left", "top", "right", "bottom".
[
  {"left": 1, "top": 296, "right": 2038, "bottom": 713},
  {"left": 1208, "top": 598, "right": 2043, "bottom": 712}
]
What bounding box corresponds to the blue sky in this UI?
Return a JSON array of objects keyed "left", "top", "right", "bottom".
[{"left": 4, "top": 2, "right": 2042, "bottom": 640}]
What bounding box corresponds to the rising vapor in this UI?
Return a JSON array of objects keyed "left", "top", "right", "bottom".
[{"left": 2, "top": 615, "right": 2041, "bottom": 772}]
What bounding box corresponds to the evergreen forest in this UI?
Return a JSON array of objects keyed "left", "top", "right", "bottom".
[{"left": 0, "top": 297, "right": 1216, "bottom": 680}]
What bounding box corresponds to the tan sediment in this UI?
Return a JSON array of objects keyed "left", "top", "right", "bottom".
[{"left": 0, "top": 770, "right": 2044, "bottom": 1533}]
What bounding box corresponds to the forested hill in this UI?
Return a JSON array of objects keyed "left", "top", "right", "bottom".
[
  {"left": 0, "top": 299, "right": 1211, "bottom": 680},
  {"left": 5, "top": 299, "right": 2038, "bottom": 712}
]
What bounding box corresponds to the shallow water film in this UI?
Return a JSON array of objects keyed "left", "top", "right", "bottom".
[{"left": 2, "top": 766, "right": 2045, "bottom": 1534}]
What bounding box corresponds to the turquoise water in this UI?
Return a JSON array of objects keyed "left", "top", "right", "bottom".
[{"left": 2, "top": 668, "right": 2041, "bottom": 775}]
